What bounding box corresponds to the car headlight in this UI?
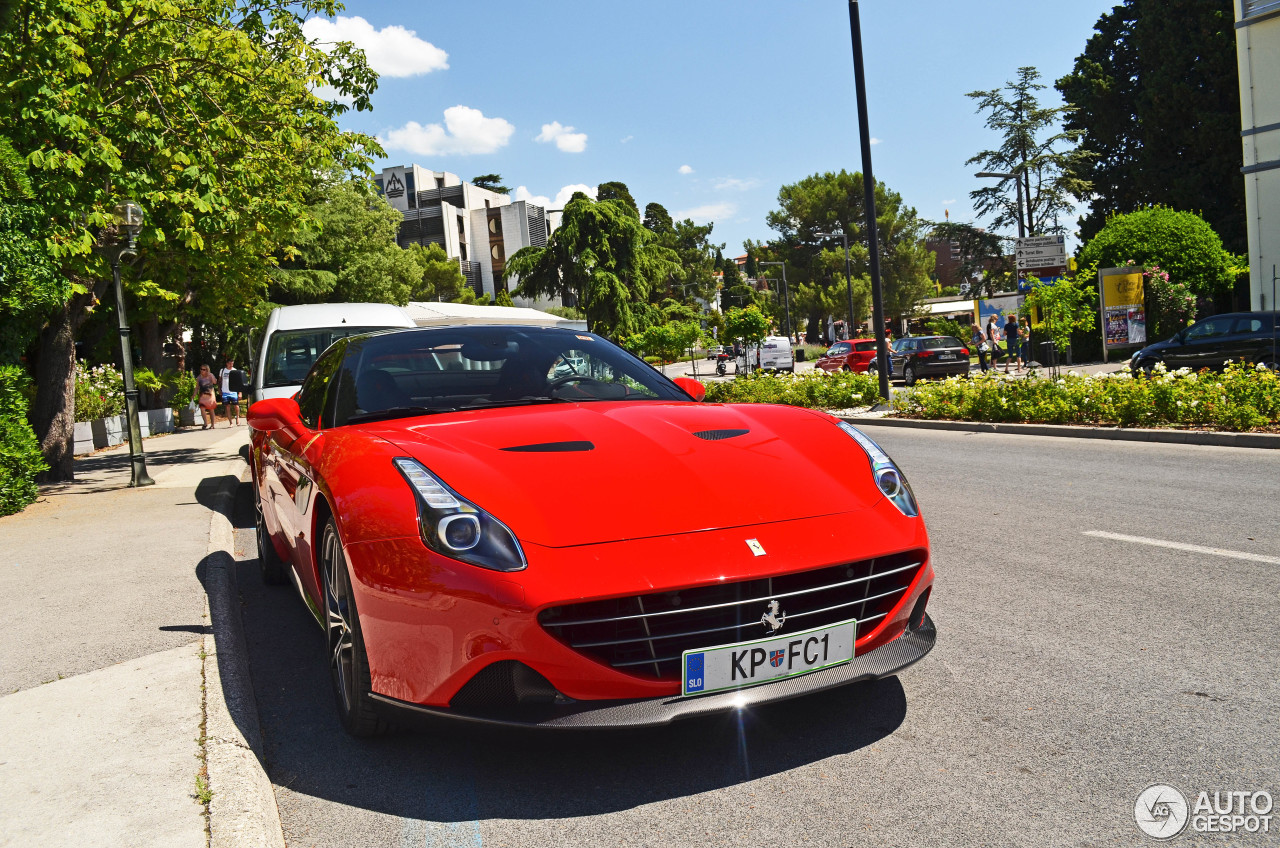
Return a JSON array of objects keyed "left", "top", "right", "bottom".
[
  {"left": 393, "top": 458, "right": 528, "bottom": 572},
  {"left": 837, "top": 421, "right": 919, "bottom": 517}
]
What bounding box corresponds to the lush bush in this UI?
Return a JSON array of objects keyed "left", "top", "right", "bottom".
[
  {"left": 1077, "top": 207, "right": 1237, "bottom": 297},
  {"left": 0, "top": 365, "right": 46, "bottom": 515},
  {"left": 74, "top": 363, "right": 124, "bottom": 421},
  {"left": 703, "top": 369, "right": 882, "bottom": 409},
  {"left": 925, "top": 317, "right": 968, "bottom": 341},
  {"left": 892, "top": 363, "right": 1280, "bottom": 431}
]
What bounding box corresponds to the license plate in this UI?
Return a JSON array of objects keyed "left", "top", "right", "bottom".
[
  {"left": 938, "top": 353, "right": 956, "bottom": 360},
  {"left": 681, "top": 619, "right": 857, "bottom": 696}
]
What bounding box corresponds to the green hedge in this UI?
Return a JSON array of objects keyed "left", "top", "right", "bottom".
[
  {"left": 0, "top": 365, "right": 46, "bottom": 515},
  {"left": 702, "top": 370, "right": 882, "bottom": 409},
  {"left": 891, "top": 363, "right": 1280, "bottom": 431}
]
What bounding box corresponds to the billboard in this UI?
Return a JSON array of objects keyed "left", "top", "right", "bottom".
[{"left": 1098, "top": 267, "right": 1146, "bottom": 358}]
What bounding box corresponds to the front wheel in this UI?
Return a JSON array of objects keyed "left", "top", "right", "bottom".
[
  {"left": 903, "top": 363, "right": 918, "bottom": 386},
  {"left": 321, "top": 516, "right": 391, "bottom": 737}
]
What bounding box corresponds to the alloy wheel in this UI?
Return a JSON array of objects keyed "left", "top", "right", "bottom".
[{"left": 323, "top": 525, "right": 355, "bottom": 716}]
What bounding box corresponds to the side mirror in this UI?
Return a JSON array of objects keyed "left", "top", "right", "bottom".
[
  {"left": 673, "top": 377, "right": 707, "bottom": 402},
  {"left": 248, "top": 397, "right": 305, "bottom": 440}
]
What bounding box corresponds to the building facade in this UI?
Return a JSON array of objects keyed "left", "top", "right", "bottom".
[
  {"left": 1236, "top": 0, "right": 1280, "bottom": 309},
  {"left": 374, "top": 165, "right": 554, "bottom": 305}
]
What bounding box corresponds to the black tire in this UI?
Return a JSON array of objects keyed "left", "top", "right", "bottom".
[
  {"left": 904, "top": 363, "right": 918, "bottom": 387},
  {"left": 255, "top": 495, "right": 288, "bottom": 586},
  {"left": 320, "top": 516, "right": 391, "bottom": 737}
]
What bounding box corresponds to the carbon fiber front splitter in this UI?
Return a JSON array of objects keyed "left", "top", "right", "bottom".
[{"left": 369, "top": 614, "right": 936, "bottom": 730}]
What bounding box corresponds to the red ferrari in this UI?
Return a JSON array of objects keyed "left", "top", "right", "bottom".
[{"left": 249, "top": 325, "right": 935, "bottom": 735}]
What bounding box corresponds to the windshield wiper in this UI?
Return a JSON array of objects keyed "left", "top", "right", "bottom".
[
  {"left": 346, "top": 405, "right": 459, "bottom": 424},
  {"left": 464, "top": 395, "right": 575, "bottom": 409}
]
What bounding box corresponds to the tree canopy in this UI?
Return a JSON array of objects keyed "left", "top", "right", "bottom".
[
  {"left": 1055, "top": 0, "right": 1244, "bottom": 251},
  {"left": 470, "top": 174, "right": 510, "bottom": 195},
  {"left": 1077, "top": 207, "right": 1238, "bottom": 297},
  {"left": 0, "top": 0, "right": 378, "bottom": 479},
  {"left": 505, "top": 192, "right": 678, "bottom": 338},
  {"left": 966, "top": 66, "right": 1090, "bottom": 236}
]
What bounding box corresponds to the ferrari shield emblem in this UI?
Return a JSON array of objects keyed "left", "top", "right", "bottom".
[{"left": 745, "top": 539, "right": 766, "bottom": 556}]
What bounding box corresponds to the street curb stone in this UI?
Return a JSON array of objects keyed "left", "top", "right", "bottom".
[
  {"left": 202, "top": 460, "right": 286, "bottom": 848},
  {"left": 840, "top": 414, "right": 1280, "bottom": 449}
]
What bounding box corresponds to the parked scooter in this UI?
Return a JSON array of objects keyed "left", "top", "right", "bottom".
[{"left": 715, "top": 351, "right": 730, "bottom": 376}]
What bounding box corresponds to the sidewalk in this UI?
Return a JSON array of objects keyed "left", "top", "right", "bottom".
[{"left": 0, "top": 423, "right": 279, "bottom": 847}]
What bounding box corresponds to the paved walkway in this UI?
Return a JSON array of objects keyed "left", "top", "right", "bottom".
[{"left": 0, "top": 424, "right": 252, "bottom": 848}]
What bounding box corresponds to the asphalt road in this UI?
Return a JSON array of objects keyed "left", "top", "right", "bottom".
[{"left": 232, "top": 428, "right": 1279, "bottom": 847}]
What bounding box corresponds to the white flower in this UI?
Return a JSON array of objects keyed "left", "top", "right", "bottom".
[
  {"left": 1258, "top": 361, "right": 1271, "bottom": 371},
  {"left": 1067, "top": 370, "right": 1081, "bottom": 377}
]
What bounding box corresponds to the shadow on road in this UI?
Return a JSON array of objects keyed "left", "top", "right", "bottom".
[{"left": 231, "top": 481, "right": 909, "bottom": 823}]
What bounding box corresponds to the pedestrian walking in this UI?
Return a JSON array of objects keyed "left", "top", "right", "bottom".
[
  {"left": 970, "top": 322, "right": 990, "bottom": 373},
  {"left": 217, "top": 357, "right": 241, "bottom": 426},
  {"left": 195, "top": 364, "right": 218, "bottom": 429},
  {"left": 1004, "top": 313, "right": 1022, "bottom": 373},
  {"left": 986, "top": 314, "right": 1001, "bottom": 370},
  {"left": 1020, "top": 317, "right": 1032, "bottom": 367}
]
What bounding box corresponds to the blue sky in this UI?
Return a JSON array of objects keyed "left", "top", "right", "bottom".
[{"left": 317, "top": 0, "right": 1117, "bottom": 257}]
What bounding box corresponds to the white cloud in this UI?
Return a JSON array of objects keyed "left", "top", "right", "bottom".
[
  {"left": 713, "top": 177, "right": 759, "bottom": 191},
  {"left": 678, "top": 164, "right": 694, "bottom": 175},
  {"left": 620, "top": 135, "right": 634, "bottom": 144},
  {"left": 514, "top": 184, "right": 598, "bottom": 209},
  {"left": 673, "top": 202, "right": 737, "bottom": 224},
  {"left": 302, "top": 16, "right": 448, "bottom": 78},
  {"left": 380, "top": 106, "right": 514, "bottom": 156},
  {"left": 870, "top": 137, "right": 882, "bottom": 145},
  {"left": 942, "top": 198, "right": 957, "bottom": 205},
  {"left": 535, "top": 121, "right": 588, "bottom": 153}
]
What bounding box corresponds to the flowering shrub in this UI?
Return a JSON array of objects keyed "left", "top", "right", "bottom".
[
  {"left": 702, "top": 369, "right": 881, "bottom": 409},
  {"left": 74, "top": 363, "right": 125, "bottom": 421},
  {"left": 892, "top": 363, "right": 1279, "bottom": 432}
]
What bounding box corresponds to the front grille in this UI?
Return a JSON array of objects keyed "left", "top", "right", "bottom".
[{"left": 538, "top": 550, "right": 925, "bottom": 680}]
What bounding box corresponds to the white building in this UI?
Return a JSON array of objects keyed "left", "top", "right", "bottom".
[
  {"left": 1236, "top": 0, "right": 1280, "bottom": 309},
  {"left": 374, "top": 166, "right": 558, "bottom": 307}
]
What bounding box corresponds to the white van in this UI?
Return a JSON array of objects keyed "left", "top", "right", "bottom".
[
  {"left": 754, "top": 335, "right": 795, "bottom": 373},
  {"left": 253, "top": 303, "right": 416, "bottom": 403}
]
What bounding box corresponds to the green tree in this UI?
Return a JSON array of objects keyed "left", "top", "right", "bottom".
[
  {"left": 1056, "top": 0, "right": 1244, "bottom": 251},
  {"left": 765, "top": 171, "right": 935, "bottom": 338},
  {"left": 596, "top": 181, "right": 639, "bottom": 218},
  {"left": 273, "top": 176, "right": 420, "bottom": 306},
  {"left": 493, "top": 287, "right": 515, "bottom": 307},
  {"left": 1023, "top": 268, "right": 1098, "bottom": 355},
  {"left": 642, "top": 202, "right": 674, "bottom": 235},
  {"left": 470, "top": 174, "right": 510, "bottom": 194},
  {"left": 723, "top": 306, "right": 770, "bottom": 353},
  {"left": 505, "top": 192, "right": 677, "bottom": 337},
  {"left": 966, "top": 66, "right": 1091, "bottom": 235},
  {"left": 407, "top": 242, "right": 468, "bottom": 302},
  {"left": 0, "top": 0, "right": 377, "bottom": 480},
  {"left": 1076, "top": 207, "right": 1237, "bottom": 298},
  {"left": 0, "top": 137, "right": 66, "bottom": 363}
]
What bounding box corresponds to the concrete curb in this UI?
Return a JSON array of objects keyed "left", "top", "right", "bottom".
[
  {"left": 201, "top": 459, "right": 286, "bottom": 848},
  {"left": 841, "top": 414, "right": 1280, "bottom": 449}
]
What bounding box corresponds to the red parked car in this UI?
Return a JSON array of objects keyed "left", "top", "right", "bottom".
[
  {"left": 816, "top": 338, "right": 880, "bottom": 373},
  {"left": 249, "top": 325, "right": 936, "bottom": 735}
]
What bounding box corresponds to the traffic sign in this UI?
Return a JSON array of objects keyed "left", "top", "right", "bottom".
[
  {"left": 1018, "top": 254, "right": 1068, "bottom": 270},
  {"left": 1016, "top": 235, "right": 1065, "bottom": 249},
  {"left": 1015, "top": 235, "right": 1066, "bottom": 270}
]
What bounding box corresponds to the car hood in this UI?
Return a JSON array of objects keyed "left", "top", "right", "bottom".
[{"left": 365, "top": 401, "right": 879, "bottom": 547}]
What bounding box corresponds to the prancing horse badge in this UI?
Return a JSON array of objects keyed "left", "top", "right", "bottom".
[{"left": 745, "top": 539, "right": 766, "bottom": 556}]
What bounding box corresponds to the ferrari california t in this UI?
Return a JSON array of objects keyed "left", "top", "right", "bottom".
[{"left": 248, "top": 325, "right": 936, "bottom": 735}]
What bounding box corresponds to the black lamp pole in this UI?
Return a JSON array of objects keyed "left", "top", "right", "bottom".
[
  {"left": 847, "top": 0, "right": 890, "bottom": 402},
  {"left": 99, "top": 202, "right": 153, "bottom": 488}
]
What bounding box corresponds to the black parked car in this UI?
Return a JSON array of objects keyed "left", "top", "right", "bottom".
[
  {"left": 870, "top": 335, "right": 971, "bottom": 386},
  {"left": 1130, "top": 311, "right": 1279, "bottom": 374}
]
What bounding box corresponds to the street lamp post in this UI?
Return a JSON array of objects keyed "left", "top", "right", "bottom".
[
  {"left": 844, "top": 0, "right": 890, "bottom": 404},
  {"left": 97, "top": 201, "right": 153, "bottom": 488},
  {"left": 758, "top": 261, "right": 792, "bottom": 342},
  {"left": 814, "top": 231, "right": 855, "bottom": 343}
]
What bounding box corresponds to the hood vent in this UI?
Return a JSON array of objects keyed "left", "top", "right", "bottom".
[
  {"left": 692, "top": 428, "right": 749, "bottom": 441},
  {"left": 501, "top": 440, "right": 595, "bottom": 453}
]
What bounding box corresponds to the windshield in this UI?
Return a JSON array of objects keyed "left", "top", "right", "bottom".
[
  {"left": 921, "top": 336, "right": 964, "bottom": 349},
  {"left": 261, "top": 326, "right": 393, "bottom": 388},
  {"left": 326, "top": 326, "right": 688, "bottom": 427}
]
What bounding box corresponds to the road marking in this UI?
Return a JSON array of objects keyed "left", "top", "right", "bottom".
[{"left": 1084, "top": 531, "right": 1280, "bottom": 565}]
